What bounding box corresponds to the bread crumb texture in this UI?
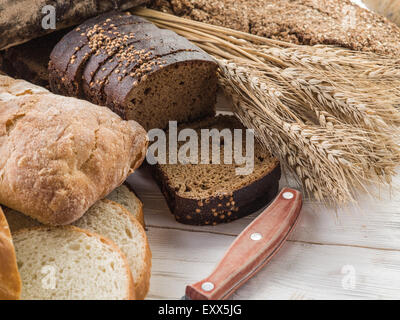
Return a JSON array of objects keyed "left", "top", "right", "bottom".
[
  {"left": 4, "top": 195, "right": 151, "bottom": 299},
  {"left": 13, "top": 226, "right": 134, "bottom": 300},
  {"left": 151, "top": 115, "right": 281, "bottom": 225},
  {"left": 159, "top": 115, "right": 278, "bottom": 199}
]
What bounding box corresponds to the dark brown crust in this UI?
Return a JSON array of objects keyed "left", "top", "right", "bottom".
[
  {"left": 0, "top": 0, "right": 149, "bottom": 51},
  {"left": 150, "top": 163, "right": 281, "bottom": 226},
  {"left": 82, "top": 22, "right": 160, "bottom": 100},
  {"left": 85, "top": 25, "right": 163, "bottom": 104},
  {"left": 50, "top": 12, "right": 129, "bottom": 97},
  {"left": 49, "top": 12, "right": 147, "bottom": 97}
]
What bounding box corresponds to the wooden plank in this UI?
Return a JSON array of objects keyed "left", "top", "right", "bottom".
[
  {"left": 128, "top": 168, "right": 400, "bottom": 251},
  {"left": 129, "top": 89, "right": 400, "bottom": 299},
  {"left": 146, "top": 227, "right": 400, "bottom": 300}
]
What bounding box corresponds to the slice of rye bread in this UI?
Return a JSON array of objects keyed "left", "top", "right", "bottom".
[
  {"left": 3, "top": 198, "right": 150, "bottom": 299},
  {"left": 150, "top": 115, "right": 281, "bottom": 225},
  {"left": 0, "top": 207, "right": 21, "bottom": 300},
  {"left": 88, "top": 30, "right": 173, "bottom": 106},
  {"left": 106, "top": 184, "right": 145, "bottom": 226},
  {"left": 85, "top": 29, "right": 217, "bottom": 129},
  {"left": 13, "top": 226, "right": 135, "bottom": 300},
  {"left": 49, "top": 11, "right": 141, "bottom": 97},
  {"left": 101, "top": 31, "right": 217, "bottom": 125}
]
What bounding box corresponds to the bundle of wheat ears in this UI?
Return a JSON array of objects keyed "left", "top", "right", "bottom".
[{"left": 135, "top": 8, "right": 400, "bottom": 205}]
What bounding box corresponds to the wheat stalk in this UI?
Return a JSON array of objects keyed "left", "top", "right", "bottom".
[{"left": 134, "top": 8, "right": 400, "bottom": 204}]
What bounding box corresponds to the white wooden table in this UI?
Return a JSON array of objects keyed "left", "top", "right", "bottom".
[
  {"left": 128, "top": 168, "right": 400, "bottom": 300},
  {"left": 126, "top": 92, "right": 400, "bottom": 300}
]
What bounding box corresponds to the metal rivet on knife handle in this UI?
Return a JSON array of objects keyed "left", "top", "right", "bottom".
[
  {"left": 201, "top": 282, "right": 215, "bottom": 292},
  {"left": 250, "top": 233, "right": 262, "bottom": 241},
  {"left": 282, "top": 191, "right": 294, "bottom": 200}
]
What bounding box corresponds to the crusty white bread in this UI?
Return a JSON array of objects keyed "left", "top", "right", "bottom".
[
  {"left": 106, "top": 184, "right": 145, "bottom": 226},
  {"left": 13, "top": 226, "right": 135, "bottom": 300},
  {"left": 72, "top": 199, "right": 151, "bottom": 300},
  {"left": 4, "top": 198, "right": 151, "bottom": 299},
  {"left": 0, "top": 75, "right": 148, "bottom": 226},
  {"left": 0, "top": 207, "right": 21, "bottom": 300}
]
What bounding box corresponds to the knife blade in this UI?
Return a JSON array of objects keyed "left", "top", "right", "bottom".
[{"left": 182, "top": 187, "right": 302, "bottom": 300}]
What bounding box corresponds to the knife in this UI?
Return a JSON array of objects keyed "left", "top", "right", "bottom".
[{"left": 182, "top": 187, "right": 302, "bottom": 300}]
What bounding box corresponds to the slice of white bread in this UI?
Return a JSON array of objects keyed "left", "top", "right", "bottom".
[
  {"left": 13, "top": 226, "right": 135, "bottom": 300},
  {"left": 72, "top": 199, "right": 151, "bottom": 300},
  {"left": 4, "top": 199, "right": 151, "bottom": 299},
  {"left": 106, "top": 184, "right": 145, "bottom": 226},
  {"left": 0, "top": 207, "right": 21, "bottom": 300},
  {"left": 4, "top": 184, "right": 145, "bottom": 230}
]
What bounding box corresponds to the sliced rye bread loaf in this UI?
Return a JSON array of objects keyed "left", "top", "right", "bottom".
[
  {"left": 4, "top": 197, "right": 150, "bottom": 299},
  {"left": 49, "top": 12, "right": 218, "bottom": 130},
  {"left": 0, "top": 207, "right": 21, "bottom": 300},
  {"left": 82, "top": 22, "right": 160, "bottom": 101},
  {"left": 103, "top": 43, "right": 217, "bottom": 130},
  {"left": 150, "top": 115, "right": 281, "bottom": 225},
  {"left": 106, "top": 184, "right": 145, "bottom": 226},
  {"left": 13, "top": 226, "right": 135, "bottom": 300},
  {"left": 49, "top": 12, "right": 139, "bottom": 97}
]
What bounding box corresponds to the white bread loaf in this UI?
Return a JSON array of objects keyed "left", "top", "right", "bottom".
[
  {"left": 13, "top": 226, "right": 136, "bottom": 300},
  {"left": 0, "top": 75, "right": 148, "bottom": 226},
  {"left": 0, "top": 207, "right": 21, "bottom": 300}
]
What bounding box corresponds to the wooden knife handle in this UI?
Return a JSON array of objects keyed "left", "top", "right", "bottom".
[{"left": 185, "top": 188, "right": 302, "bottom": 300}]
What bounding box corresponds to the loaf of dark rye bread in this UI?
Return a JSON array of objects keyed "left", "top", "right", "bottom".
[
  {"left": 149, "top": 0, "right": 400, "bottom": 57},
  {"left": 0, "top": 30, "right": 66, "bottom": 88},
  {"left": 0, "top": 0, "right": 149, "bottom": 51},
  {"left": 150, "top": 115, "right": 281, "bottom": 226},
  {"left": 49, "top": 11, "right": 218, "bottom": 130}
]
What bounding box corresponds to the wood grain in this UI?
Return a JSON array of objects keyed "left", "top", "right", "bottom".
[{"left": 126, "top": 92, "right": 400, "bottom": 299}]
